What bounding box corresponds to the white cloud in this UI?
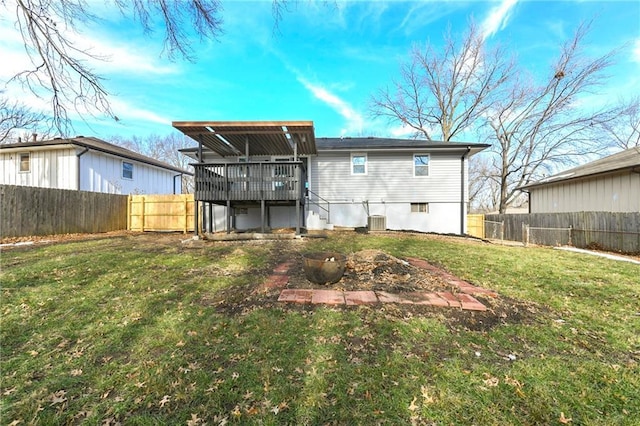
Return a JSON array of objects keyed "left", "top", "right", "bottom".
[
  {"left": 71, "top": 33, "right": 178, "bottom": 76},
  {"left": 481, "top": 0, "right": 519, "bottom": 40},
  {"left": 295, "top": 75, "right": 364, "bottom": 135},
  {"left": 633, "top": 38, "right": 640, "bottom": 63},
  {"left": 0, "top": 6, "right": 178, "bottom": 81},
  {"left": 389, "top": 123, "right": 417, "bottom": 138},
  {"left": 109, "top": 98, "right": 171, "bottom": 125}
]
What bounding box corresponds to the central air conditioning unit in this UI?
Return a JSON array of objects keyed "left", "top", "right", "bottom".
[{"left": 368, "top": 215, "right": 386, "bottom": 231}]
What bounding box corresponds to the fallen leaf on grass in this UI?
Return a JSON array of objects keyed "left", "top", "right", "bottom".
[
  {"left": 559, "top": 412, "right": 572, "bottom": 424},
  {"left": 70, "top": 369, "right": 83, "bottom": 376},
  {"left": 186, "top": 413, "right": 202, "bottom": 425},
  {"left": 159, "top": 395, "right": 171, "bottom": 408},
  {"left": 482, "top": 373, "right": 499, "bottom": 387},
  {"left": 230, "top": 405, "right": 242, "bottom": 418},
  {"left": 420, "top": 385, "right": 435, "bottom": 404},
  {"left": 408, "top": 397, "right": 419, "bottom": 412},
  {"left": 3, "top": 387, "right": 17, "bottom": 395},
  {"left": 50, "top": 390, "right": 67, "bottom": 406}
]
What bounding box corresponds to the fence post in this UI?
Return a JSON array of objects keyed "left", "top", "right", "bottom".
[
  {"left": 501, "top": 221, "right": 504, "bottom": 241},
  {"left": 140, "top": 196, "right": 145, "bottom": 232},
  {"left": 183, "top": 195, "right": 188, "bottom": 234},
  {"left": 568, "top": 225, "right": 573, "bottom": 247},
  {"left": 522, "top": 223, "right": 530, "bottom": 247}
]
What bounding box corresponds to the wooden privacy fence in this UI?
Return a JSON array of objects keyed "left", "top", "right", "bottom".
[
  {"left": 128, "top": 194, "right": 196, "bottom": 233},
  {"left": 484, "top": 212, "right": 640, "bottom": 254},
  {"left": 0, "top": 184, "right": 128, "bottom": 238}
]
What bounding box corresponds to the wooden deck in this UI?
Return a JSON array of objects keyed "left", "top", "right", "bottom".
[{"left": 193, "top": 162, "right": 306, "bottom": 205}]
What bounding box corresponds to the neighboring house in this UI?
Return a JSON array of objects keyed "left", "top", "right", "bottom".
[
  {"left": 519, "top": 147, "right": 640, "bottom": 213},
  {"left": 1, "top": 136, "right": 189, "bottom": 194},
  {"left": 176, "top": 121, "right": 488, "bottom": 235}
]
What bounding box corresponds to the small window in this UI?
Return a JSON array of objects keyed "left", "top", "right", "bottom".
[
  {"left": 351, "top": 153, "right": 367, "bottom": 175},
  {"left": 411, "top": 203, "right": 429, "bottom": 213},
  {"left": 122, "top": 161, "right": 134, "bottom": 179},
  {"left": 414, "top": 154, "right": 429, "bottom": 176},
  {"left": 19, "top": 153, "right": 30, "bottom": 172}
]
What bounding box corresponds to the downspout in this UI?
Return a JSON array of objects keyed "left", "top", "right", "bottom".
[
  {"left": 460, "top": 147, "right": 471, "bottom": 235},
  {"left": 173, "top": 174, "right": 182, "bottom": 194},
  {"left": 76, "top": 147, "right": 90, "bottom": 190}
]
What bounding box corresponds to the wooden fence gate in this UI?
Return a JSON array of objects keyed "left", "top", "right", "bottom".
[
  {"left": 128, "top": 194, "right": 196, "bottom": 233},
  {"left": 466, "top": 214, "right": 485, "bottom": 239}
]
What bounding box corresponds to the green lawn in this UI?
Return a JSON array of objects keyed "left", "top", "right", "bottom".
[{"left": 1, "top": 232, "right": 638, "bottom": 425}]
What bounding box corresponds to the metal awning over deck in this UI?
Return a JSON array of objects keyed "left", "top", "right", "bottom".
[{"left": 172, "top": 120, "right": 317, "bottom": 157}]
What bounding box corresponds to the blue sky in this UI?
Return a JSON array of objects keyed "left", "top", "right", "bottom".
[{"left": 1, "top": 0, "right": 639, "bottom": 141}]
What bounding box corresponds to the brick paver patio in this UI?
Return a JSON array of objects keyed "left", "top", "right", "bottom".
[{"left": 265, "top": 258, "right": 496, "bottom": 312}]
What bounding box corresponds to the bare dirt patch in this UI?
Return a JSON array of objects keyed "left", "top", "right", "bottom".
[{"left": 287, "top": 249, "right": 457, "bottom": 293}]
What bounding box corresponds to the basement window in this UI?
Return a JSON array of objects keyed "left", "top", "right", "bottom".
[
  {"left": 19, "top": 152, "right": 30, "bottom": 172},
  {"left": 122, "top": 161, "right": 134, "bottom": 179},
  {"left": 411, "top": 203, "right": 429, "bottom": 213}
]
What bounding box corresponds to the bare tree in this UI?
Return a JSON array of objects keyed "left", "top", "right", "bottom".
[
  {"left": 370, "top": 23, "right": 514, "bottom": 141},
  {"left": 599, "top": 96, "right": 640, "bottom": 149},
  {"left": 486, "top": 22, "right": 619, "bottom": 213},
  {"left": 0, "top": 96, "right": 46, "bottom": 143},
  {"left": 109, "top": 133, "right": 196, "bottom": 193},
  {"left": 5, "top": 0, "right": 223, "bottom": 136},
  {"left": 468, "top": 154, "right": 499, "bottom": 212}
]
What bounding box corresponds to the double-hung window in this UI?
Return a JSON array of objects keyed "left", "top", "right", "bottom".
[
  {"left": 351, "top": 153, "right": 367, "bottom": 175},
  {"left": 19, "top": 153, "right": 30, "bottom": 172},
  {"left": 414, "top": 154, "right": 429, "bottom": 176},
  {"left": 122, "top": 161, "right": 134, "bottom": 179}
]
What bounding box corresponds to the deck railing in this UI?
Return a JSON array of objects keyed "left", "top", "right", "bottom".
[{"left": 193, "top": 162, "right": 306, "bottom": 203}]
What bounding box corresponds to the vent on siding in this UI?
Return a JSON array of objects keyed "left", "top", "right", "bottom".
[{"left": 368, "top": 215, "right": 386, "bottom": 231}]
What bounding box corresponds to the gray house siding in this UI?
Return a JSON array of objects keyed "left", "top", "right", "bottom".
[
  {"left": 308, "top": 150, "right": 468, "bottom": 233},
  {"left": 310, "top": 151, "right": 464, "bottom": 202}
]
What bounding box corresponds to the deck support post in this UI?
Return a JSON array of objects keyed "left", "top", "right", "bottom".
[
  {"left": 261, "top": 200, "right": 266, "bottom": 233},
  {"left": 194, "top": 200, "right": 199, "bottom": 237},
  {"left": 208, "top": 202, "right": 213, "bottom": 233},
  {"left": 296, "top": 198, "right": 301, "bottom": 235},
  {"left": 226, "top": 200, "right": 231, "bottom": 234}
]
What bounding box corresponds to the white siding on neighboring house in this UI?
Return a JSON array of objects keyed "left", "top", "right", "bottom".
[
  {"left": 530, "top": 172, "right": 640, "bottom": 213},
  {"left": 80, "top": 151, "right": 180, "bottom": 194},
  {"left": 0, "top": 147, "right": 77, "bottom": 190}
]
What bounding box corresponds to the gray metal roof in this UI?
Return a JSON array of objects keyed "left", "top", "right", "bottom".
[
  {"left": 520, "top": 147, "right": 640, "bottom": 190},
  {"left": 1, "top": 136, "right": 191, "bottom": 174}
]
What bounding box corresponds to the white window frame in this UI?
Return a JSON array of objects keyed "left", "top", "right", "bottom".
[
  {"left": 413, "top": 154, "right": 430, "bottom": 177},
  {"left": 122, "top": 161, "right": 134, "bottom": 180},
  {"left": 19, "top": 152, "right": 30, "bottom": 173},
  {"left": 351, "top": 153, "right": 367, "bottom": 175},
  {"left": 410, "top": 202, "right": 429, "bottom": 213}
]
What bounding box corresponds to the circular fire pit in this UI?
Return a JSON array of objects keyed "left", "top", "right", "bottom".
[{"left": 302, "top": 252, "right": 347, "bottom": 285}]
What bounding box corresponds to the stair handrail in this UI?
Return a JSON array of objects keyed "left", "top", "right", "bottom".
[{"left": 306, "top": 189, "right": 330, "bottom": 224}]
